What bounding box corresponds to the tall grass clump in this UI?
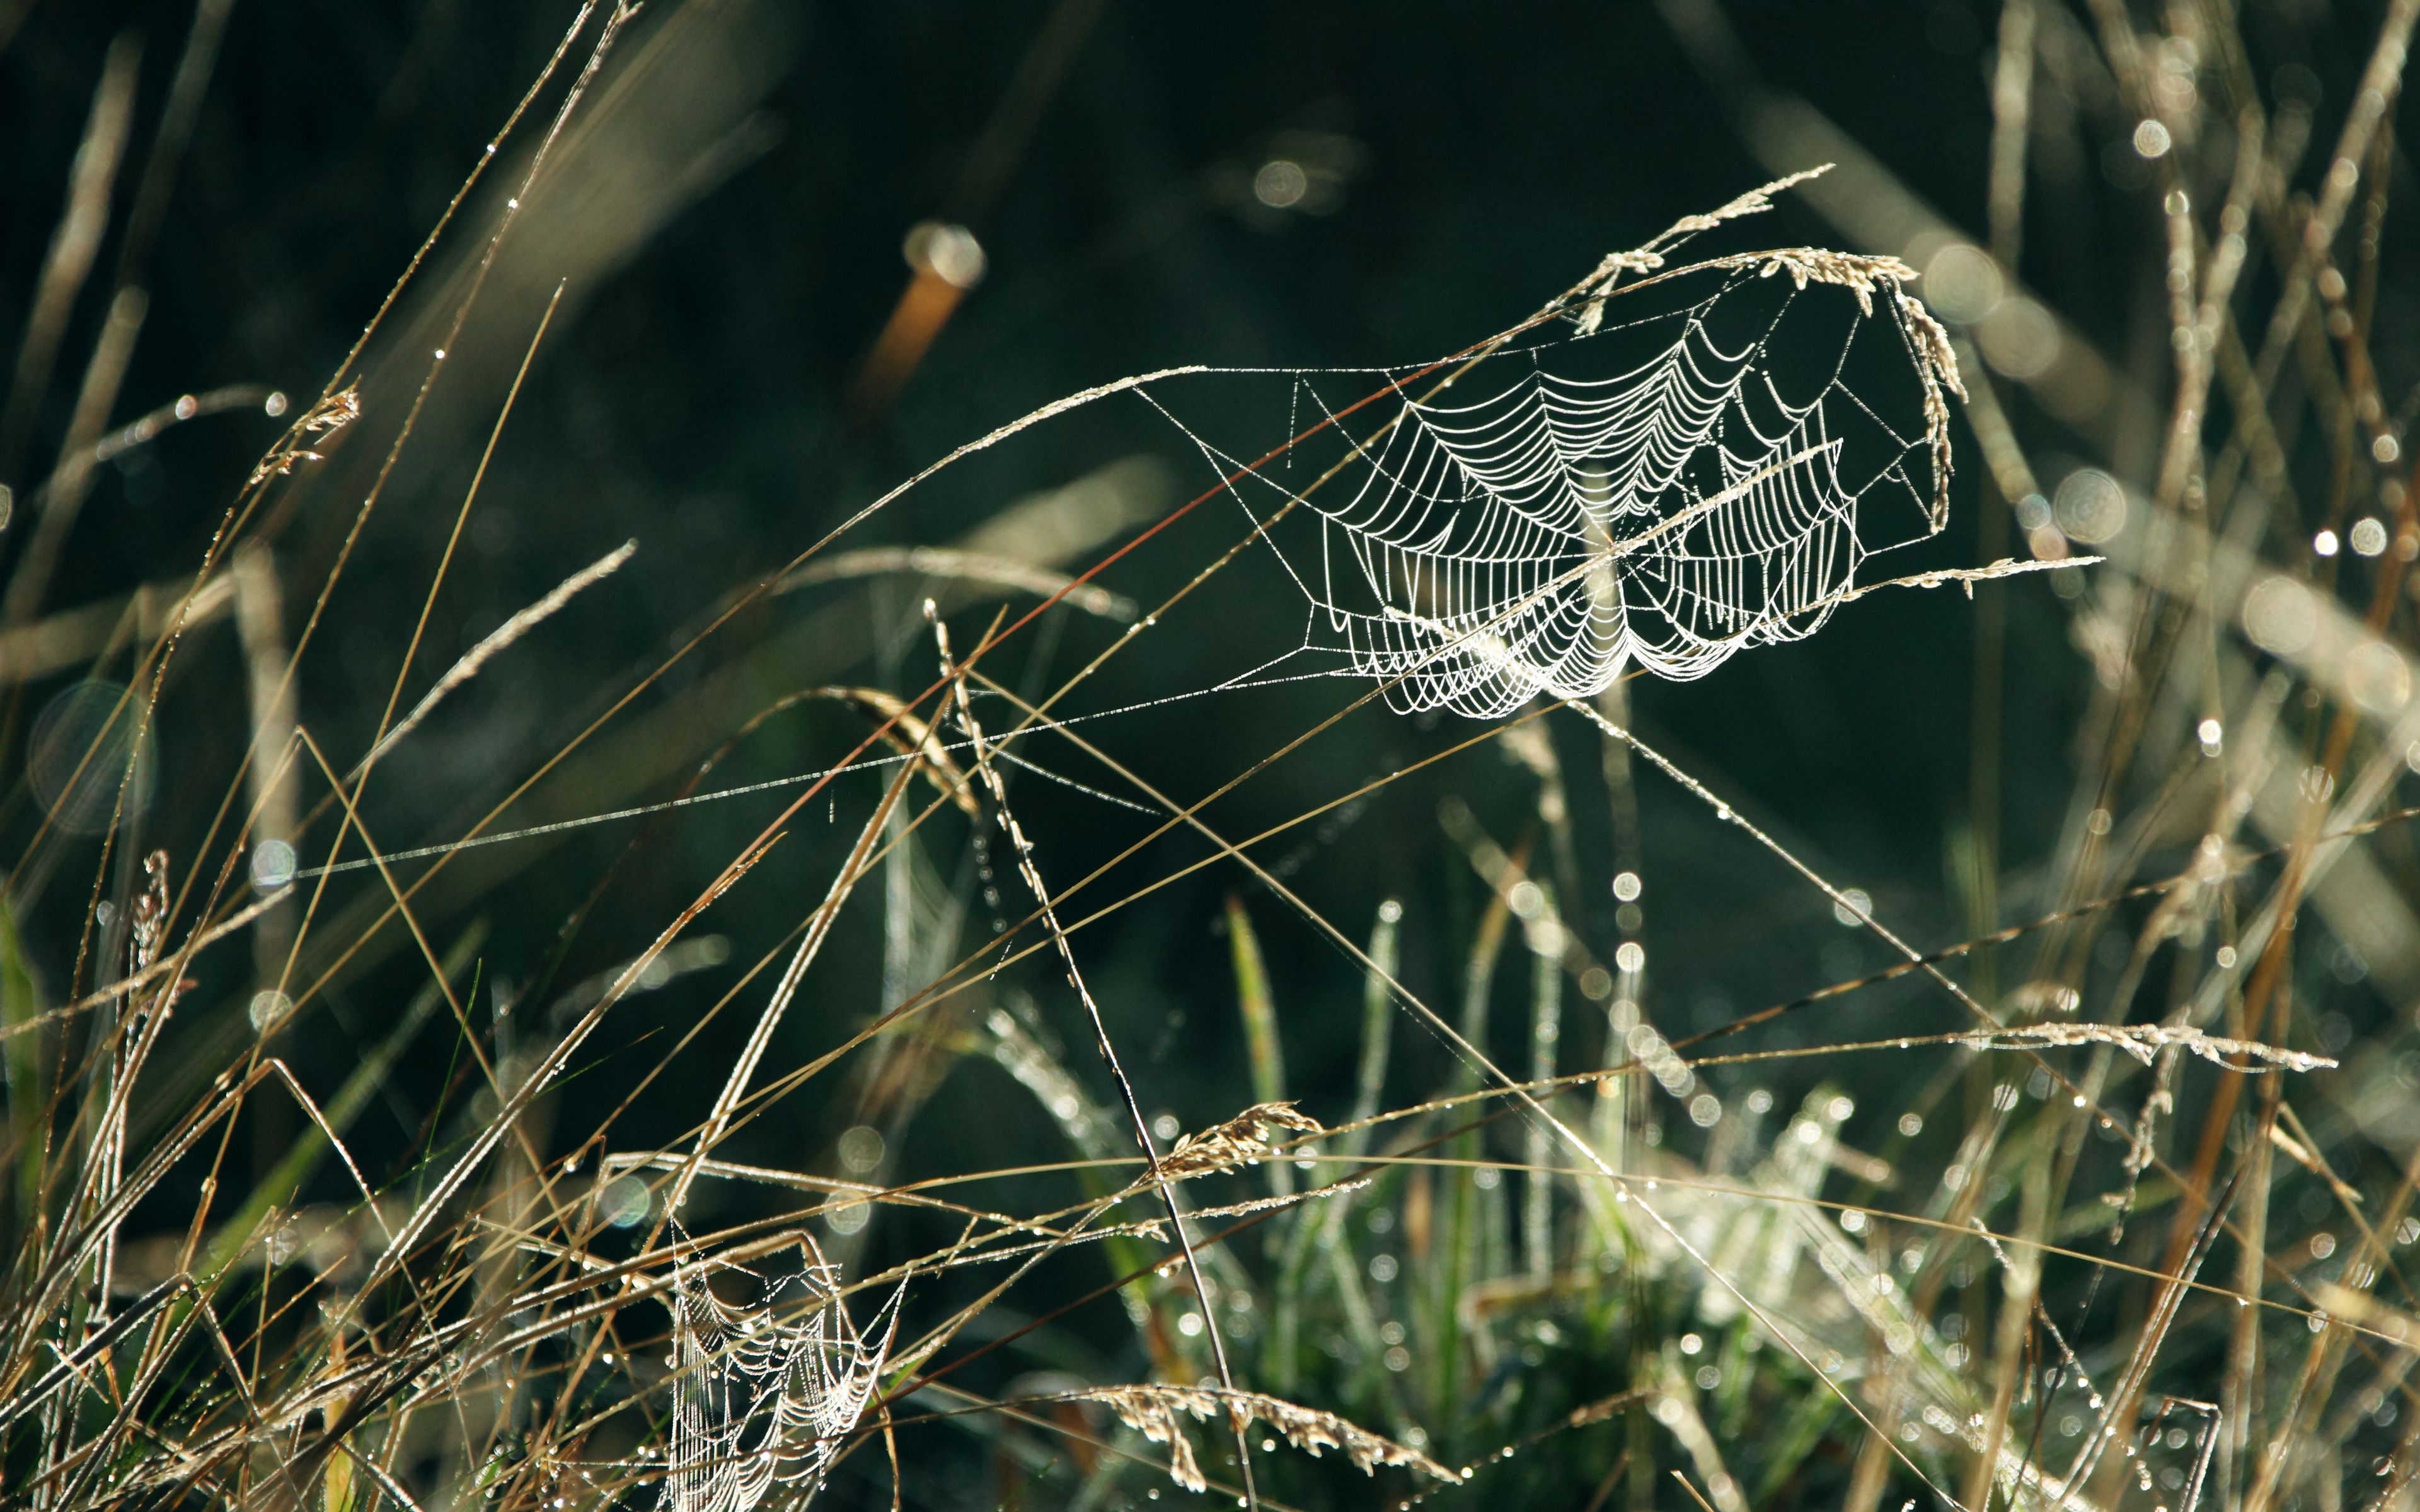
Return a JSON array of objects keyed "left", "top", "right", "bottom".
[{"left": 3, "top": 1, "right": 2420, "bottom": 1509}]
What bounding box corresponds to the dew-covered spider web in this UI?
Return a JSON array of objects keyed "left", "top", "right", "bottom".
[
  {"left": 1127, "top": 240, "right": 1963, "bottom": 719},
  {"left": 660, "top": 1232, "right": 901, "bottom": 1512}
]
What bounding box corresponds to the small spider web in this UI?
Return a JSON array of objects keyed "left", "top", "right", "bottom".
[{"left": 660, "top": 1231, "right": 900, "bottom": 1512}]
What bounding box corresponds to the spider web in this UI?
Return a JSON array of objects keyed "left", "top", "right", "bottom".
[
  {"left": 1135, "top": 241, "right": 1962, "bottom": 719},
  {"left": 660, "top": 1233, "right": 899, "bottom": 1512}
]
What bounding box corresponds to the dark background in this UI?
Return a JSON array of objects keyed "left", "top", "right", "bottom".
[
  {"left": 4, "top": 2, "right": 2412, "bottom": 1501},
  {"left": 0, "top": 0, "right": 2104, "bottom": 1062}
]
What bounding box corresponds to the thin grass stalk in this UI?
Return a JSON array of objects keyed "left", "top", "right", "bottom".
[
  {"left": 1525, "top": 883, "right": 1561, "bottom": 1283},
  {"left": 928, "top": 612, "right": 1260, "bottom": 1508},
  {"left": 1226, "top": 895, "right": 1289, "bottom": 1201}
]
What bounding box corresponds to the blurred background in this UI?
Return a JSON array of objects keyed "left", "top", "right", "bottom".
[
  {"left": 0, "top": 0, "right": 2136, "bottom": 1139},
  {"left": 5, "top": 1, "right": 2419, "bottom": 1508}
]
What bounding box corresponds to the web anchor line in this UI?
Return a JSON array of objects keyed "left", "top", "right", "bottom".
[{"left": 295, "top": 176, "right": 1968, "bottom": 919}]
